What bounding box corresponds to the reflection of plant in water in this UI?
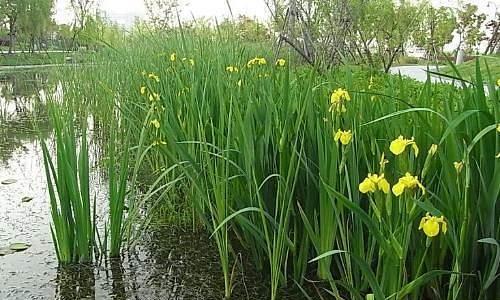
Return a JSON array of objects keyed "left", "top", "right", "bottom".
[
  {"left": 0, "top": 70, "right": 52, "bottom": 164},
  {"left": 109, "top": 258, "right": 126, "bottom": 297},
  {"left": 55, "top": 265, "right": 95, "bottom": 300}
]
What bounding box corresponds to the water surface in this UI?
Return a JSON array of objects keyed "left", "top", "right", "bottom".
[{"left": 0, "top": 69, "right": 317, "bottom": 300}]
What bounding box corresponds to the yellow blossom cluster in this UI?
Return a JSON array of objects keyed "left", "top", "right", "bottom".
[
  {"left": 359, "top": 173, "right": 390, "bottom": 194},
  {"left": 329, "top": 88, "right": 351, "bottom": 113},
  {"left": 247, "top": 57, "right": 267, "bottom": 67}
]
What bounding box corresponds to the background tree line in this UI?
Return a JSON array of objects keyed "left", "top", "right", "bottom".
[
  {"left": 0, "top": 0, "right": 124, "bottom": 54},
  {"left": 1, "top": 0, "right": 498, "bottom": 68},
  {"left": 264, "top": 0, "right": 499, "bottom": 70}
]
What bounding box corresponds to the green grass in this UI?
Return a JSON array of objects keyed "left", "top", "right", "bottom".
[
  {"left": 0, "top": 52, "right": 90, "bottom": 66},
  {"left": 442, "top": 55, "right": 500, "bottom": 80},
  {"left": 53, "top": 30, "right": 499, "bottom": 300}
]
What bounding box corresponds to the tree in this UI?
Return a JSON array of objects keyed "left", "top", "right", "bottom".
[
  {"left": 69, "top": 0, "right": 96, "bottom": 49},
  {"left": 144, "top": 0, "right": 180, "bottom": 29},
  {"left": 18, "top": 0, "right": 55, "bottom": 52},
  {"left": 456, "top": 3, "right": 486, "bottom": 53},
  {"left": 0, "top": 0, "right": 28, "bottom": 53},
  {"left": 219, "top": 16, "right": 269, "bottom": 42},
  {"left": 484, "top": 14, "right": 500, "bottom": 55},
  {"left": 79, "top": 13, "right": 125, "bottom": 49},
  {"left": 269, "top": 0, "right": 423, "bottom": 72},
  {"left": 412, "top": 6, "right": 455, "bottom": 60},
  {"left": 348, "top": 0, "right": 424, "bottom": 71}
]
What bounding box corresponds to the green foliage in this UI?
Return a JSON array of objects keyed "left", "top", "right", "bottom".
[
  {"left": 219, "top": 16, "right": 269, "bottom": 42},
  {"left": 41, "top": 105, "right": 95, "bottom": 264},
  {"left": 456, "top": 3, "right": 487, "bottom": 53},
  {"left": 58, "top": 30, "right": 499, "bottom": 300},
  {"left": 107, "top": 124, "right": 130, "bottom": 258},
  {"left": 412, "top": 6, "right": 455, "bottom": 59},
  {"left": 0, "top": 0, "right": 55, "bottom": 52}
]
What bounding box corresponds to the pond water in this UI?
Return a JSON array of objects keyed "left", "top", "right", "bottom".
[{"left": 0, "top": 70, "right": 308, "bottom": 299}]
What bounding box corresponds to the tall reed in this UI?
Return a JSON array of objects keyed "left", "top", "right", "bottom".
[
  {"left": 59, "top": 29, "right": 499, "bottom": 299},
  {"left": 41, "top": 104, "right": 95, "bottom": 264}
]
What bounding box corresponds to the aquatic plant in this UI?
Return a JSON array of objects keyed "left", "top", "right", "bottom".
[
  {"left": 57, "top": 31, "right": 499, "bottom": 300},
  {"left": 41, "top": 105, "right": 95, "bottom": 264},
  {"left": 107, "top": 123, "right": 130, "bottom": 258}
]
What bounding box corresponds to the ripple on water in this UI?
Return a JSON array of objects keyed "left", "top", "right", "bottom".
[{"left": 0, "top": 72, "right": 312, "bottom": 300}]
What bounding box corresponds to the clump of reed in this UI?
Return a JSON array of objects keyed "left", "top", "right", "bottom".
[
  {"left": 57, "top": 30, "right": 499, "bottom": 300},
  {"left": 41, "top": 104, "right": 95, "bottom": 264}
]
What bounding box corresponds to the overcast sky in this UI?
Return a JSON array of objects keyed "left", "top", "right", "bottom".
[
  {"left": 54, "top": 0, "right": 499, "bottom": 26},
  {"left": 54, "top": 0, "right": 270, "bottom": 25}
]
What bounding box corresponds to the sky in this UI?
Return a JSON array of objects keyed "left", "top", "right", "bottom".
[
  {"left": 54, "top": 0, "right": 499, "bottom": 26},
  {"left": 54, "top": 0, "right": 499, "bottom": 51},
  {"left": 54, "top": 0, "right": 270, "bottom": 26}
]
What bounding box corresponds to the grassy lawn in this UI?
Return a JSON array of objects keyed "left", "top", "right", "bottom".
[
  {"left": 0, "top": 52, "right": 73, "bottom": 66},
  {"left": 441, "top": 54, "right": 500, "bottom": 80}
]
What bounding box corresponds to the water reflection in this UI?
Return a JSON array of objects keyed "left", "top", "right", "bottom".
[
  {"left": 0, "top": 70, "right": 51, "bottom": 164},
  {"left": 0, "top": 69, "right": 306, "bottom": 300},
  {"left": 109, "top": 259, "right": 126, "bottom": 299},
  {"left": 55, "top": 265, "right": 96, "bottom": 300}
]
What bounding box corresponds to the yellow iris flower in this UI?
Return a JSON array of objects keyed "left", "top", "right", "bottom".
[
  {"left": 392, "top": 172, "right": 425, "bottom": 196},
  {"left": 359, "top": 173, "right": 390, "bottom": 194},
  {"left": 152, "top": 140, "right": 167, "bottom": 146},
  {"left": 419, "top": 213, "right": 447, "bottom": 237},
  {"left": 149, "top": 93, "right": 160, "bottom": 102},
  {"left": 182, "top": 57, "right": 195, "bottom": 66},
  {"left": 226, "top": 66, "right": 239, "bottom": 73},
  {"left": 389, "top": 136, "right": 419, "bottom": 157},
  {"left": 170, "top": 53, "right": 176, "bottom": 62},
  {"left": 150, "top": 119, "right": 160, "bottom": 129},
  {"left": 497, "top": 79, "right": 500, "bottom": 86},
  {"left": 275, "top": 59, "right": 286, "bottom": 67},
  {"left": 334, "top": 129, "right": 352, "bottom": 145},
  {"left": 247, "top": 57, "right": 267, "bottom": 67},
  {"left": 140, "top": 86, "right": 146, "bottom": 95},
  {"left": 148, "top": 73, "right": 160, "bottom": 82},
  {"left": 453, "top": 161, "right": 464, "bottom": 173},
  {"left": 329, "top": 88, "right": 351, "bottom": 113},
  {"left": 428, "top": 144, "right": 438, "bottom": 156}
]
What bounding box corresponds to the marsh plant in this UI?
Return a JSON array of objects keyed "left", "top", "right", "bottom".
[
  {"left": 51, "top": 30, "right": 499, "bottom": 300},
  {"left": 41, "top": 105, "right": 95, "bottom": 264},
  {"left": 41, "top": 101, "right": 136, "bottom": 262}
]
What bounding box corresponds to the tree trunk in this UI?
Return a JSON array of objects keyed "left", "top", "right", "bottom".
[{"left": 8, "top": 17, "right": 16, "bottom": 54}]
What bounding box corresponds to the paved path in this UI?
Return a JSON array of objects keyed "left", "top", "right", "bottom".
[
  {"left": 389, "top": 65, "right": 491, "bottom": 95},
  {"left": 389, "top": 65, "right": 452, "bottom": 84},
  {"left": 0, "top": 64, "right": 64, "bottom": 71}
]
